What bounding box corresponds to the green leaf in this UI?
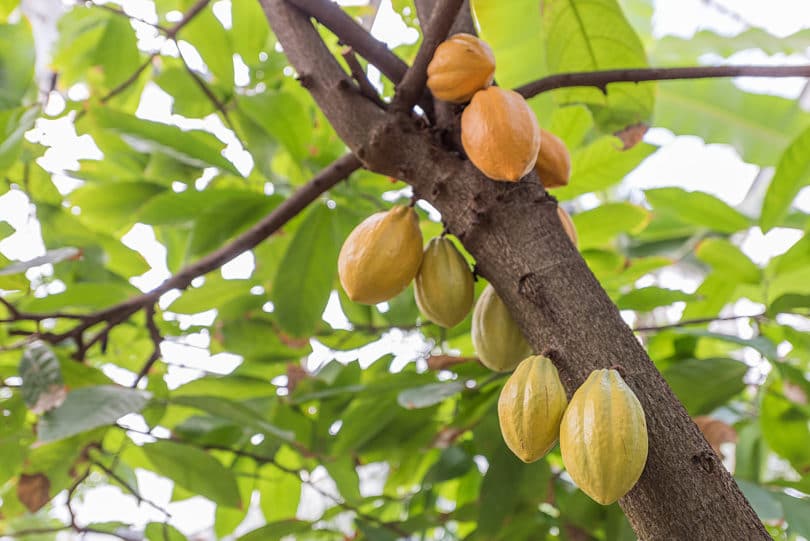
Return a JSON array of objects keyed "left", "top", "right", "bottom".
[
  {"left": 761, "top": 367, "right": 810, "bottom": 472},
  {"left": 671, "top": 328, "right": 778, "bottom": 360},
  {"left": 761, "top": 126, "right": 810, "bottom": 232},
  {"left": 144, "top": 522, "right": 188, "bottom": 541},
  {"left": 90, "top": 107, "right": 240, "bottom": 175},
  {"left": 423, "top": 446, "right": 474, "bottom": 485},
  {"left": 0, "top": 247, "right": 80, "bottom": 276},
  {"left": 769, "top": 294, "right": 810, "bottom": 317},
  {"left": 0, "top": 20, "right": 35, "bottom": 108},
  {"left": 542, "top": 0, "right": 653, "bottom": 130},
  {"left": 397, "top": 382, "right": 464, "bottom": 409},
  {"left": 70, "top": 182, "right": 166, "bottom": 232},
  {"left": 52, "top": 9, "right": 141, "bottom": 92},
  {"left": 0, "top": 219, "right": 14, "bottom": 240},
  {"left": 238, "top": 520, "right": 313, "bottom": 541},
  {"left": 38, "top": 386, "right": 151, "bottom": 442},
  {"left": 154, "top": 64, "right": 221, "bottom": 119},
  {"left": 477, "top": 442, "right": 524, "bottom": 536},
  {"left": 0, "top": 1, "right": 21, "bottom": 23},
  {"left": 655, "top": 79, "right": 810, "bottom": 165},
  {"left": 231, "top": 0, "right": 271, "bottom": 62},
  {"left": 645, "top": 187, "right": 751, "bottom": 233},
  {"left": 572, "top": 202, "right": 651, "bottom": 248},
  {"left": 21, "top": 282, "right": 138, "bottom": 312},
  {"left": 258, "top": 463, "right": 301, "bottom": 522},
  {"left": 188, "top": 194, "right": 281, "bottom": 257},
  {"left": 775, "top": 493, "right": 810, "bottom": 538},
  {"left": 736, "top": 480, "right": 783, "bottom": 522},
  {"left": 653, "top": 28, "right": 810, "bottom": 64},
  {"left": 0, "top": 106, "right": 39, "bottom": 173},
  {"left": 554, "top": 137, "right": 656, "bottom": 200},
  {"left": 142, "top": 440, "right": 242, "bottom": 508},
  {"left": 618, "top": 286, "right": 694, "bottom": 312},
  {"left": 19, "top": 343, "right": 65, "bottom": 414},
  {"left": 238, "top": 91, "right": 313, "bottom": 162},
  {"left": 168, "top": 276, "right": 251, "bottom": 314},
  {"left": 170, "top": 395, "right": 295, "bottom": 442},
  {"left": 179, "top": 6, "right": 234, "bottom": 84},
  {"left": 272, "top": 204, "right": 354, "bottom": 337},
  {"left": 695, "top": 238, "right": 760, "bottom": 284},
  {"left": 662, "top": 358, "right": 747, "bottom": 415}
]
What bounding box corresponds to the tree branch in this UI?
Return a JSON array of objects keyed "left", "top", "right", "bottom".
[
  {"left": 633, "top": 313, "right": 766, "bottom": 333},
  {"left": 516, "top": 65, "right": 810, "bottom": 98},
  {"left": 392, "top": 0, "right": 464, "bottom": 112}
]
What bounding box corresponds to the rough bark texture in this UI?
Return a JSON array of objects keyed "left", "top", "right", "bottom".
[{"left": 260, "top": 1, "right": 771, "bottom": 539}]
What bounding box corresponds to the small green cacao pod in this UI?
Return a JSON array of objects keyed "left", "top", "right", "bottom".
[
  {"left": 498, "top": 355, "right": 568, "bottom": 462},
  {"left": 414, "top": 237, "right": 474, "bottom": 328},
  {"left": 560, "top": 369, "right": 649, "bottom": 505},
  {"left": 471, "top": 284, "right": 532, "bottom": 372}
]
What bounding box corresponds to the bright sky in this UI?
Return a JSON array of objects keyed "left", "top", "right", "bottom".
[{"left": 1, "top": 0, "right": 809, "bottom": 538}]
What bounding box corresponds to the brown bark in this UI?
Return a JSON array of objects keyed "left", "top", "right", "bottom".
[{"left": 259, "top": 1, "right": 771, "bottom": 539}]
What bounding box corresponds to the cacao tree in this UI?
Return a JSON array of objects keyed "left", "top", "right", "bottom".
[{"left": 2, "top": 0, "right": 810, "bottom": 539}]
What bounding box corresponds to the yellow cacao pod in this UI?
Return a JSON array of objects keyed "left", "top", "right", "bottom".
[
  {"left": 535, "top": 129, "right": 571, "bottom": 189},
  {"left": 426, "top": 33, "right": 496, "bottom": 103},
  {"left": 338, "top": 205, "right": 423, "bottom": 305},
  {"left": 414, "top": 237, "right": 474, "bottom": 328},
  {"left": 560, "top": 369, "right": 648, "bottom": 505},
  {"left": 471, "top": 284, "right": 532, "bottom": 372},
  {"left": 557, "top": 207, "right": 578, "bottom": 247},
  {"left": 498, "top": 355, "right": 568, "bottom": 463},
  {"left": 461, "top": 87, "right": 541, "bottom": 182}
]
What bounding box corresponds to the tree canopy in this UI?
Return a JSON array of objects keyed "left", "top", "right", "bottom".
[{"left": 1, "top": 0, "right": 810, "bottom": 539}]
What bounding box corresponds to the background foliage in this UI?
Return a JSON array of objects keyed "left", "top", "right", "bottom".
[{"left": 1, "top": 0, "right": 810, "bottom": 539}]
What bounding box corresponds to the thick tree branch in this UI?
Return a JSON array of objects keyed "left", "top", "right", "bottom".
[
  {"left": 392, "top": 0, "right": 464, "bottom": 112},
  {"left": 516, "top": 65, "right": 810, "bottom": 98}
]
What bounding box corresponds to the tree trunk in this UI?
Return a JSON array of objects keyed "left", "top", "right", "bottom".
[{"left": 260, "top": 1, "right": 771, "bottom": 539}]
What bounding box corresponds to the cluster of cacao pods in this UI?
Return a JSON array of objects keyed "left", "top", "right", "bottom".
[
  {"left": 338, "top": 205, "right": 475, "bottom": 328},
  {"left": 427, "top": 33, "right": 572, "bottom": 189},
  {"left": 498, "top": 356, "right": 649, "bottom": 505}
]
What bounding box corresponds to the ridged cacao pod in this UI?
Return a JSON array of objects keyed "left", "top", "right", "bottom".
[
  {"left": 338, "top": 206, "right": 423, "bottom": 305},
  {"left": 426, "top": 33, "right": 496, "bottom": 104},
  {"left": 414, "top": 237, "right": 474, "bottom": 328},
  {"left": 471, "top": 284, "right": 532, "bottom": 372},
  {"left": 557, "top": 207, "right": 578, "bottom": 247},
  {"left": 461, "top": 87, "right": 541, "bottom": 182},
  {"left": 560, "top": 369, "right": 648, "bottom": 505},
  {"left": 498, "top": 355, "right": 568, "bottom": 463},
  {"left": 535, "top": 129, "right": 571, "bottom": 189}
]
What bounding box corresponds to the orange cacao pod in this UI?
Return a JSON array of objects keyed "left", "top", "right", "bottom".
[
  {"left": 461, "top": 87, "right": 541, "bottom": 182},
  {"left": 557, "top": 207, "right": 578, "bottom": 247},
  {"left": 535, "top": 129, "right": 571, "bottom": 189},
  {"left": 426, "top": 33, "right": 496, "bottom": 103}
]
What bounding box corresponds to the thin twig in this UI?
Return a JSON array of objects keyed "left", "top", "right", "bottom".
[
  {"left": 633, "top": 313, "right": 766, "bottom": 333},
  {"left": 392, "top": 0, "right": 464, "bottom": 112},
  {"left": 516, "top": 65, "right": 810, "bottom": 99},
  {"left": 341, "top": 47, "right": 388, "bottom": 109},
  {"left": 100, "top": 53, "right": 158, "bottom": 104},
  {"left": 132, "top": 304, "right": 163, "bottom": 387},
  {"left": 177, "top": 46, "right": 237, "bottom": 130},
  {"left": 87, "top": 1, "right": 170, "bottom": 33},
  {"left": 165, "top": 0, "right": 211, "bottom": 40},
  {"left": 91, "top": 459, "right": 172, "bottom": 518}
]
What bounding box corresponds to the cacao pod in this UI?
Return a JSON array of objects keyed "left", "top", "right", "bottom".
[
  {"left": 498, "top": 355, "right": 568, "bottom": 463},
  {"left": 535, "top": 129, "right": 571, "bottom": 189},
  {"left": 414, "top": 237, "right": 474, "bottom": 328},
  {"left": 471, "top": 284, "right": 532, "bottom": 372},
  {"left": 338, "top": 205, "right": 423, "bottom": 305},
  {"left": 426, "top": 33, "right": 496, "bottom": 103},
  {"left": 557, "top": 207, "right": 578, "bottom": 247},
  {"left": 461, "top": 87, "right": 541, "bottom": 182},
  {"left": 560, "top": 369, "right": 648, "bottom": 505}
]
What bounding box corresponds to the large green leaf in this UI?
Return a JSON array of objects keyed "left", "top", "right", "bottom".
[
  {"left": 618, "top": 286, "right": 694, "bottom": 312},
  {"left": 272, "top": 204, "right": 356, "bottom": 337},
  {"left": 695, "top": 238, "right": 760, "bottom": 284},
  {"left": 653, "top": 28, "right": 810, "bottom": 64},
  {"left": 69, "top": 181, "right": 166, "bottom": 232},
  {"left": 258, "top": 463, "right": 302, "bottom": 522},
  {"left": 170, "top": 395, "right": 295, "bottom": 442},
  {"left": 0, "top": 20, "right": 35, "bottom": 108},
  {"left": 542, "top": 0, "right": 653, "bottom": 130},
  {"left": 760, "top": 126, "right": 810, "bottom": 232},
  {"left": 662, "top": 358, "right": 747, "bottom": 415},
  {"left": 554, "top": 137, "right": 656, "bottom": 200},
  {"left": 645, "top": 187, "right": 751, "bottom": 233},
  {"left": 238, "top": 91, "right": 313, "bottom": 163},
  {"left": 761, "top": 366, "right": 810, "bottom": 473},
  {"left": 38, "top": 386, "right": 151, "bottom": 442},
  {"left": 655, "top": 79, "right": 810, "bottom": 165},
  {"left": 179, "top": 6, "right": 234, "bottom": 84},
  {"left": 89, "top": 107, "right": 240, "bottom": 174},
  {"left": 142, "top": 440, "right": 242, "bottom": 508},
  {"left": 572, "top": 202, "right": 651, "bottom": 248}
]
